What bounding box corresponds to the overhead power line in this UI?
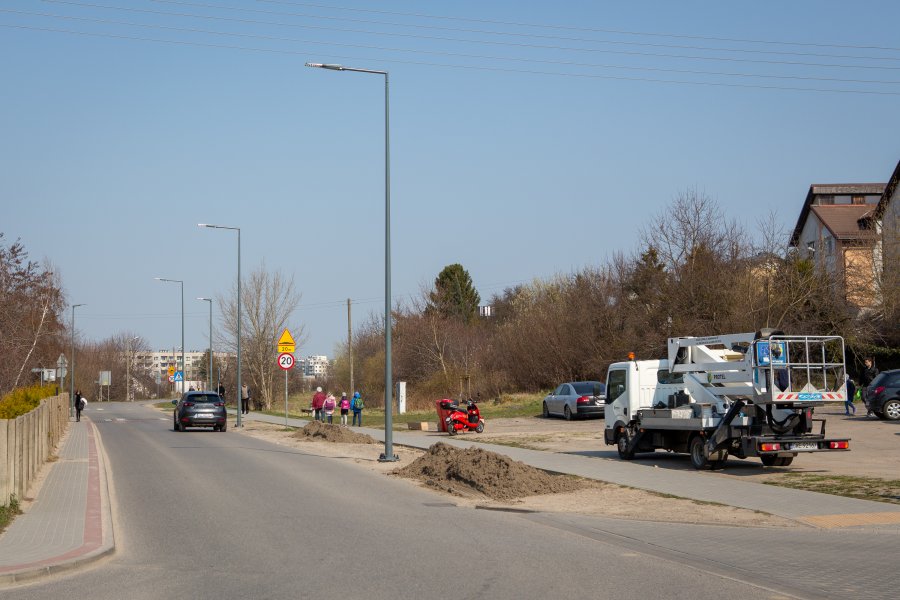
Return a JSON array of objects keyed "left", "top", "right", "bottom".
[
  {"left": 253, "top": 0, "right": 900, "bottom": 53},
  {"left": 126, "top": 0, "right": 900, "bottom": 62},
  {"left": 9, "top": 8, "right": 900, "bottom": 85},
  {"left": 36, "top": 1, "right": 900, "bottom": 71},
  {"left": 4, "top": 22, "right": 899, "bottom": 96}
]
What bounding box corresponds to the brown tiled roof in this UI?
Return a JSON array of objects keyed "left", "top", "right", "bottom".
[
  {"left": 789, "top": 182, "right": 886, "bottom": 246},
  {"left": 809, "top": 205, "right": 877, "bottom": 241}
]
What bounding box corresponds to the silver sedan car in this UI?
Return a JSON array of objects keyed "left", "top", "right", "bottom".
[{"left": 542, "top": 381, "right": 606, "bottom": 420}]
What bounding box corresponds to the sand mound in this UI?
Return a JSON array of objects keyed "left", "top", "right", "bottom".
[
  {"left": 292, "top": 421, "right": 377, "bottom": 444},
  {"left": 395, "top": 442, "right": 586, "bottom": 501}
]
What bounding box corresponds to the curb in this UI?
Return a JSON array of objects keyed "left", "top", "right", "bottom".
[{"left": 0, "top": 420, "right": 116, "bottom": 586}]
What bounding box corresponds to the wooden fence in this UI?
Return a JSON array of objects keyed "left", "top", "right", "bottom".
[{"left": 0, "top": 394, "right": 69, "bottom": 504}]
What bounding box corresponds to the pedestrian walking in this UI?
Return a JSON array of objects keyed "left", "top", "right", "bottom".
[
  {"left": 311, "top": 387, "right": 326, "bottom": 421},
  {"left": 860, "top": 358, "right": 879, "bottom": 416},
  {"left": 241, "top": 384, "right": 251, "bottom": 415},
  {"left": 217, "top": 383, "right": 226, "bottom": 403},
  {"left": 351, "top": 391, "right": 364, "bottom": 427},
  {"left": 844, "top": 376, "right": 856, "bottom": 416},
  {"left": 324, "top": 394, "right": 336, "bottom": 424},
  {"left": 74, "top": 389, "right": 84, "bottom": 422},
  {"left": 339, "top": 392, "right": 350, "bottom": 426}
]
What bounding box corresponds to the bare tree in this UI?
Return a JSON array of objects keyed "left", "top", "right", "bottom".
[
  {"left": 0, "top": 235, "right": 65, "bottom": 395},
  {"left": 218, "top": 264, "right": 303, "bottom": 410}
]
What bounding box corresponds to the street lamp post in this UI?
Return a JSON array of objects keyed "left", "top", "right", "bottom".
[
  {"left": 199, "top": 224, "right": 242, "bottom": 427},
  {"left": 198, "top": 297, "right": 213, "bottom": 392},
  {"left": 155, "top": 278, "right": 185, "bottom": 396},
  {"left": 306, "top": 61, "right": 397, "bottom": 461},
  {"left": 70, "top": 303, "right": 85, "bottom": 419}
]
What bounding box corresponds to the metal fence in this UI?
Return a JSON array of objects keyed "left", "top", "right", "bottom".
[{"left": 0, "top": 394, "right": 69, "bottom": 504}]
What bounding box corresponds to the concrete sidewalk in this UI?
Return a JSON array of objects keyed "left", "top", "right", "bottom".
[
  {"left": 0, "top": 418, "right": 114, "bottom": 585},
  {"left": 243, "top": 410, "right": 900, "bottom": 529}
]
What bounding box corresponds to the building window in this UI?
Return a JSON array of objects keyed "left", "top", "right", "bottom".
[
  {"left": 817, "top": 194, "right": 834, "bottom": 205},
  {"left": 852, "top": 195, "right": 866, "bottom": 205},
  {"left": 824, "top": 237, "right": 834, "bottom": 255}
]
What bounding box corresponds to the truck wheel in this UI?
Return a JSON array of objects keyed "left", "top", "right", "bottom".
[
  {"left": 883, "top": 400, "right": 900, "bottom": 421},
  {"left": 760, "top": 455, "right": 777, "bottom": 467},
  {"left": 774, "top": 456, "right": 794, "bottom": 467},
  {"left": 616, "top": 431, "right": 635, "bottom": 460},
  {"left": 689, "top": 436, "right": 711, "bottom": 470}
]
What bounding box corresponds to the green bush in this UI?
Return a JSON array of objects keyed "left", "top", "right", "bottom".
[{"left": 0, "top": 384, "right": 57, "bottom": 419}]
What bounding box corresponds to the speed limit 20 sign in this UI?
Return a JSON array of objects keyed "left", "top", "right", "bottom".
[{"left": 277, "top": 352, "right": 295, "bottom": 371}]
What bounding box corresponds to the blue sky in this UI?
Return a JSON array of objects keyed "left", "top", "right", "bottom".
[{"left": 3, "top": 0, "right": 899, "bottom": 357}]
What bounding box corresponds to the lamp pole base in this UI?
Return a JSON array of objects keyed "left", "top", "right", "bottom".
[{"left": 378, "top": 453, "right": 399, "bottom": 462}]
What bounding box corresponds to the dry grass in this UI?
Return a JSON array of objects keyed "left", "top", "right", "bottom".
[{"left": 763, "top": 473, "right": 900, "bottom": 504}]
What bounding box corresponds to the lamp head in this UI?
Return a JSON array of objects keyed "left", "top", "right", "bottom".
[{"left": 306, "top": 62, "right": 344, "bottom": 71}]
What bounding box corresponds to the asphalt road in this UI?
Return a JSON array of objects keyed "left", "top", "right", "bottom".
[{"left": 4, "top": 403, "right": 896, "bottom": 599}]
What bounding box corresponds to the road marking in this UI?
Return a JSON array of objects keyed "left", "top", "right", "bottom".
[{"left": 799, "top": 511, "right": 900, "bottom": 528}]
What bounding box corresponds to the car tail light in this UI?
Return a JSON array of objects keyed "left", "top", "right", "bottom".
[
  {"left": 830, "top": 441, "right": 850, "bottom": 449},
  {"left": 874, "top": 386, "right": 885, "bottom": 396},
  {"left": 215, "top": 401, "right": 224, "bottom": 407},
  {"left": 760, "top": 443, "right": 781, "bottom": 452},
  {"left": 183, "top": 401, "right": 194, "bottom": 407},
  {"left": 576, "top": 396, "right": 591, "bottom": 404}
]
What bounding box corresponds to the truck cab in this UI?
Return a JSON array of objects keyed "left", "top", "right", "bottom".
[{"left": 603, "top": 359, "right": 685, "bottom": 446}]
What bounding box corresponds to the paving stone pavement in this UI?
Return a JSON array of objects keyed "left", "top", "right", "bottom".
[{"left": 0, "top": 418, "right": 114, "bottom": 584}]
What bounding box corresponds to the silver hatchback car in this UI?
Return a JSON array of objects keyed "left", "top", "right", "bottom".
[{"left": 542, "top": 381, "right": 606, "bottom": 420}]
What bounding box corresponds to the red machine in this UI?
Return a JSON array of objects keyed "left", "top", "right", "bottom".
[{"left": 441, "top": 399, "right": 485, "bottom": 435}]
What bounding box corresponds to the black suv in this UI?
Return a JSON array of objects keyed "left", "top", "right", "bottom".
[
  {"left": 172, "top": 391, "right": 227, "bottom": 431},
  {"left": 867, "top": 369, "right": 900, "bottom": 421}
]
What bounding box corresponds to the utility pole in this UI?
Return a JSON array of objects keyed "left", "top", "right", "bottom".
[{"left": 347, "top": 298, "right": 354, "bottom": 395}]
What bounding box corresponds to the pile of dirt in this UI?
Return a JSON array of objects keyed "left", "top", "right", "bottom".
[
  {"left": 395, "top": 442, "right": 586, "bottom": 501},
  {"left": 292, "top": 421, "right": 377, "bottom": 444}
]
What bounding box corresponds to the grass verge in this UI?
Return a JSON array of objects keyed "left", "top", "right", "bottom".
[
  {"left": 0, "top": 496, "right": 22, "bottom": 533},
  {"left": 763, "top": 473, "right": 900, "bottom": 504}
]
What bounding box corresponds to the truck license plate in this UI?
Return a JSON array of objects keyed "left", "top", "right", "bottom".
[{"left": 791, "top": 442, "right": 818, "bottom": 450}]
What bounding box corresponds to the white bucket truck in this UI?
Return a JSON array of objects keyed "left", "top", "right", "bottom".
[{"left": 603, "top": 329, "right": 850, "bottom": 469}]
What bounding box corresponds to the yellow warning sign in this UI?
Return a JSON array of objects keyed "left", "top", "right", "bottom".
[
  {"left": 167, "top": 365, "right": 176, "bottom": 376},
  {"left": 277, "top": 328, "right": 296, "bottom": 353}
]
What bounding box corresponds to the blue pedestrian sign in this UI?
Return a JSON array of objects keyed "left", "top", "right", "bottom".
[{"left": 173, "top": 371, "right": 184, "bottom": 382}]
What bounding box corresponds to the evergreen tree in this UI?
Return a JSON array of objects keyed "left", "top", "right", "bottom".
[{"left": 427, "top": 263, "right": 481, "bottom": 322}]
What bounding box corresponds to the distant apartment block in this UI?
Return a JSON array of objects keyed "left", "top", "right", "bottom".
[
  {"left": 133, "top": 349, "right": 231, "bottom": 381},
  {"left": 299, "top": 355, "right": 330, "bottom": 378}
]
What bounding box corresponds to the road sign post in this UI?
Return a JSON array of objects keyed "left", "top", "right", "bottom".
[{"left": 278, "top": 351, "right": 295, "bottom": 426}]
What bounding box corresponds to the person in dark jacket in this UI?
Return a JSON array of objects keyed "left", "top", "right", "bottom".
[
  {"left": 844, "top": 376, "right": 856, "bottom": 416},
  {"left": 860, "top": 358, "right": 879, "bottom": 416},
  {"left": 74, "top": 389, "right": 84, "bottom": 422}
]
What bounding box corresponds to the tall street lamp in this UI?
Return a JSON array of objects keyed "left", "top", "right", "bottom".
[
  {"left": 155, "top": 277, "right": 185, "bottom": 396},
  {"left": 198, "top": 297, "right": 213, "bottom": 392},
  {"left": 306, "top": 61, "right": 397, "bottom": 461},
  {"left": 199, "top": 223, "right": 242, "bottom": 427},
  {"left": 70, "top": 303, "right": 85, "bottom": 419}
]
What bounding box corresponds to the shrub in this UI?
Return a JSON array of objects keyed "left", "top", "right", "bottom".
[{"left": 0, "top": 384, "right": 57, "bottom": 419}]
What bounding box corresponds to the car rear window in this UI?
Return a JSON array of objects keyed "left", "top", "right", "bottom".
[
  {"left": 572, "top": 382, "right": 604, "bottom": 395},
  {"left": 188, "top": 394, "right": 220, "bottom": 403},
  {"left": 870, "top": 373, "right": 889, "bottom": 387}
]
